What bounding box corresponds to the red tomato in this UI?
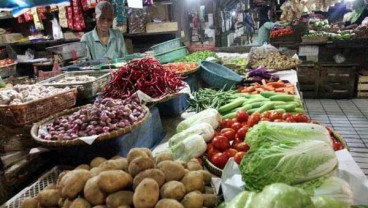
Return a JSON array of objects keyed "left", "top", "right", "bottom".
[
  {"left": 260, "top": 117, "right": 270, "bottom": 121},
  {"left": 236, "top": 110, "right": 249, "bottom": 123},
  {"left": 212, "top": 135, "right": 230, "bottom": 151},
  {"left": 286, "top": 117, "right": 296, "bottom": 122},
  {"left": 220, "top": 128, "right": 236, "bottom": 141},
  {"left": 211, "top": 152, "right": 230, "bottom": 169},
  {"left": 225, "top": 119, "right": 235, "bottom": 128},
  {"left": 282, "top": 112, "right": 292, "bottom": 120},
  {"left": 234, "top": 151, "right": 246, "bottom": 164},
  {"left": 224, "top": 148, "right": 238, "bottom": 158},
  {"left": 231, "top": 122, "right": 243, "bottom": 131},
  {"left": 247, "top": 113, "right": 261, "bottom": 127},
  {"left": 270, "top": 112, "right": 283, "bottom": 121},
  {"left": 261, "top": 111, "right": 271, "bottom": 119},
  {"left": 220, "top": 120, "right": 229, "bottom": 128},
  {"left": 273, "top": 119, "right": 285, "bottom": 122},
  {"left": 233, "top": 142, "right": 250, "bottom": 152},
  {"left": 5, "top": 59, "right": 13, "bottom": 65},
  {"left": 207, "top": 143, "right": 220, "bottom": 159},
  {"left": 236, "top": 126, "right": 249, "bottom": 141},
  {"left": 331, "top": 137, "right": 344, "bottom": 151},
  {"left": 233, "top": 136, "right": 243, "bottom": 145}
]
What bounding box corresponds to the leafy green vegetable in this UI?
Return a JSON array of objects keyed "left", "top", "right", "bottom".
[
  {"left": 224, "top": 183, "right": 315, "bottom": 208},
  {"left": 175, "top": 50, "right": 219, "bottom": 63},
  {"left": 312, "top": 196, "right": 350, "bottom": 208},
  {"left": 168, "top": 123, "right": 214, "bottom": 147},
  {"left": 176, "top": 108, "right": 220, "bottom": 133},
  {"left": 297, "top": 176, "right": 354, "bottom": 205},
  {"left": 169, "top": 134, "right": 207, "bottom": 162},
  {"left": 245, "top": 121, "right": 332, "bottom": 148},
  {"left": 240, "top": 140, "right": 338, "bottom": 191}
]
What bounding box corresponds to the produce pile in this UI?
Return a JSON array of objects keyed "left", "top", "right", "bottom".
[
  {"left": 52, "top": 75, "right": 96, "bottom": 84},
  {"left": 162, "top": 62, "right": 199, "bottom": 74},
  {"left": 243, "top": 67, "right": 280, "bottom": 84},
  {"left": 240, "top": 80, "right": 295, "bottom": 95},
  {"left": 103, "top": 57, "right": 185, "bottom": 99},
  {"left": 0, "top": 58, "right": 15, "bottom": 67},
  {"left": 270, "top": 28, "right": 294, "bottom": 39},
  {"left": 39, "top": 97, "right": 147, "bottom": 141},
  {"left": 354, "top": 25, "right": 368, "bottom": 39},
  {"left": 251, "top": 52, "right": 301, "bottom": 70},
  {"left": 175, "top": 50, "right": 219, "bottom": 63},
  {"left": 21, "top": 148, "right": 218, "bottom": 208},
  {"left": 221, "top": 57, "right": 249, "bottom": 75},
  {"left": 0, "top": 85, "right": 71, "bottom": 105},
  {"left": 330, "top": 30, "right": 355, "bottom": 40}
]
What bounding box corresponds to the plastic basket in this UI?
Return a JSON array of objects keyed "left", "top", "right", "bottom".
[
  {"left": 0, "top": 62, "right": 17, "bottom": 78},
  {"left": 46, "top": 42, "right": 87, "bottom": 61},
  {"left": 199, "top": 61, "right": 243, "bottom": 90},
  {"left": 151, "top": 38, "right": 181, "bottom": 54},
  {"left": 38, "top": 70, "right": 111, "bottom": 100},
  {"left": 188, "top": 44, "right": 215, "bottom": 53},
  {"left": 4, "top": 166, "right": 66, "bottom": 208},
  {"left": 155, "top": 46, "right": 188, "bottom": 64},
  {"left": 0, "top": 88, "right": 78, "bottom": 126}
]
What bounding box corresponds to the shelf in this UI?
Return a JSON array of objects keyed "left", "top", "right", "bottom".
[
  {"left": 0, "top": 38, "right": 80, "bottom": 48},
  {"left": 0, "top": 14, "right": 13, "bottom": 20},
  {"left": 124, "top": 31, "right": 177, "bottom": 37}
]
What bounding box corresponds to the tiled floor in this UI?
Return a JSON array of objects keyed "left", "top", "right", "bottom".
[{"left": 305, "top": 99, "right": 368, "bottom": 176}]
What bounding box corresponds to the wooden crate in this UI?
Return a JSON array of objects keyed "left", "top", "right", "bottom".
[
  {"left": 297, "top": 64, "right": 319, "bottom": 98},
  {"left": 318, "top": 64, "right": 357, "bottom": 99},
  {"left": 357, "top": 75, "right": 368, "bottom": 97}
]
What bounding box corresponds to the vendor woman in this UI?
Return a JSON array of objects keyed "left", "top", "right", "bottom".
[{"left": 81, "top": 1, "right": 127, "bottom": 60}]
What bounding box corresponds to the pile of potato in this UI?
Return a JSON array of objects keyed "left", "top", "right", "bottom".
[{"left": 22, "top": 148, "right": 217, "bottom": 208}]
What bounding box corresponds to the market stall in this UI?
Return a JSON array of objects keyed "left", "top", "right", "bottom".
[{"left": 1, "top": 0, "right": 368, "bottom": 207}]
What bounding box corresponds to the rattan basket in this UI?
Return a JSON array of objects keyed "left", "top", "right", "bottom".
[
  {"left": 0, "top": 62, "right": 17, "bottom": 78},
  {"left": 38, "top": 70, "right": 111, "bottom": 100},
  {"left": 30, "top": 105, "right": 150, "bottom": 147},
  {"left": 203, "top": 155, "right": 223, "bottom": 177},
  {"left": 301, "top": 36, "right": 329, "bottom": 43},
  {"left": 0, "top": 88, "right": 78, "bottom": 126}
]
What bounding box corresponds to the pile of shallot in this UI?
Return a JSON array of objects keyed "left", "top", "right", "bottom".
[{"left": 40, "top": 96, "right": 146, "bottom": 141}]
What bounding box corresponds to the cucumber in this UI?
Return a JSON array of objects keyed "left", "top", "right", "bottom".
[
  {"left": 230, "top": 104, "right": 253, "bottom": 113},
  {"left": 288, "top": 101, "right": 301, "bottom": 107},
  {"left": 274, "top": 103, "right": 296, "bottom": 112},
  {"left": 243, "top": 97, "right": 269, "bottom": 105},
  {"left": 234, "top": 93, "right": 251, "bottom": 98},
  {"left": 269, "top": 109, "right": 286, "bottom": 113},
  {"left": 269, "top": 94, "right": 295, "bottom": 102},
  {"left": 218, "top": 97, "right": 246, "bottom": 114},
  {"left": 260, "top": 91, "right": 277, "bottom": 98},
  {"left": 222, "top": 111, "right": 237, "bottom": 119},
  {"left": 269, "top": 101, "right": 287, "bottom": 106},
  {"left": 255, "top": 102, "right": 275, "bottom": 113},
  {"left": 247, "top": 108, "right": 260, "bottom": 114},
  {"left": 293, "top": 108, "right": 305, "bottom": 113},
  {"left": 250, "top": 101, "right": 265, "bottom": 109}
]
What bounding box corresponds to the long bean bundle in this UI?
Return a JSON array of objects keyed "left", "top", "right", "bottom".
[{"left": 188, "top": 88, "right": 240, "bottom": 112}]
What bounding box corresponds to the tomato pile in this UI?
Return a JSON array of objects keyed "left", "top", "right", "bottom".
[
  {"left": 162, "top": 62, "right": 198, "bottom": 74},
  {"left": 207, "top": 110, "right": 251, "bottom": 169},
  {"left": 326, "top": 127, "right": 344, "bottom": 151},
  {"left": 270, "top": 28, "right": 294, "bottom": 39},
  {"left": 0, "top": 59, "right": 15, "bottom": 67}
]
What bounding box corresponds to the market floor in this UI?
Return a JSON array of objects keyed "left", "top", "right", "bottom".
[
  {"left": 304, "top": 99, "right": 368, "bottom": 176},
  {"left": 160, "top": 99, "right": 368, "bottom": 177}
]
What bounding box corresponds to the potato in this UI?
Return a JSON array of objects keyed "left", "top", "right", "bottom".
[
  {"left": 61, "top": 169, "right": 91, "bottom": 199},
  {"left": 117, "top": 206, "right": 130, "bottom": 208},
  {"left": 22, "top": 197, "right": 38, "bottom": 208},
  {"left": 62, "top": 198, "right": 73, "bottom": 208},
  {"left": 181, "top": 171, "right": 204, "bottom": 193},
  {"left": 127, "top": 148, "right": 153, "bottom": 164},
  {"left": 133, "top": 169, "right": 165, "bottom": 190},
  {"left": 181, "top": 191, "right": 203, "bottom": 208},
  {"left": 99, "top": 158, "right": 128, "bottom": 172},
  {"left": 160, "top": 181, "right": 186, "bottom": 201},
  {"left": 56, "top": 170, "right": 70, "bottom": 188},
  {"left": 157, "top": 161, "right": 185, "bottom": 182},
  {"left": 128, "top": 156, "right": 155, "bottom": 177},
  {"left": 98, "top": 170, "right": 132, "bottom": 193},
  {"left": 36, "top": 189, "right": 61, "bottom": 207},
  {"left": 70, "top": 198, "right": 91, "bottom": 208},
  {"left": 198, "top": 170, "right": 212, "bottom": 186},
  {"left": 133, "top": 178, "right": 159, "bottom": 208},
  {"left": 84, "top": 176, "right": 106, "bottom": 205},
  {"left": 154, "top": 152, "right": 174, "bottom": 164},
  {"left": 106, "top": 191, "right": 134, "bottom": 207},
  {"left": 92, "top": 206, "right": 107, "bottom": 208},
  {"left": 204, "top": 186, "right": 214, "bottom": 194},
  {"left": 111, "top": 155, "right": 124, "bottom": 160},
  {"left": 90, "top": 157, "right": 107, "bottom": 168},
  {"left": 90, "top": 167, "right": 103, "bottom": 177},
  {"left": 186, "top": 159, "right": 203, "bottom": 171},
  {"left": 155, "top": 199, "right": 184, "bottom": 208},
  {"left": 203, "top": 194, "right": 217, "bottom": 208},
  {"left": 75, "top": 164, "right": 90, "bottom": 170}
]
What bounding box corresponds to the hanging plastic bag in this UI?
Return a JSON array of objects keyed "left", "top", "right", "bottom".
[{"left": 51, "top": 17, "right": 64, "bottom": 40}]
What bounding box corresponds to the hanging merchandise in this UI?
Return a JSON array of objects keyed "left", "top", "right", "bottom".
[
  {"left": 31, "top": 7, "right": 44, "bottom": 31},
  {"left": 23, "top": 10, "right": 33, "bottom": 22},
  {"left": 143, "top": 0, "right": 153, "bottom": 6},
  {"left": 17, "top": 15, "right": 24, "bottom": 23},
  {"left": 68, "top": 0, "right": 86, "bottom": 31},
  {"left": 51, "top": 17, "right": 64, "bottom": 40},
  {"left": 58, "top": 6, "right": 68, "bottom": 28},
  {"left": 113, "top": 0, "right": 128, "bottom": 32},
  {"left": 128, "top": 8, "right": 147, "bottom": 34},
  {"left": 66, "top": 6, "right": 74, "bottom": 30}
]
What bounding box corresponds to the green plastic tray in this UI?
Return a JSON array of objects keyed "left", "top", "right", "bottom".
[
  {"left": 155, "top": 47, "right": 188, "bottom": 64},
  {"left": 151, "top": 38, "right": 181, "bottom": 54}
]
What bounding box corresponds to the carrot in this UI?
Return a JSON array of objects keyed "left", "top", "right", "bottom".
[
  {"left": 261, "top": 79, "right": 267, "bottom": 86},
  {"left": 268, "top": 82, "right": 286, "bottom": 88}
]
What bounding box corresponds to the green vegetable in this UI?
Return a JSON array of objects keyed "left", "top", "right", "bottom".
[
  {"left": 0, "top": 77, "right": 5, "bottom": 88},
  {"left": 170, "top": 134, "right": 207, "bottom": 162},
  {"left": 270, "top": 109, "right": 286, "bottom": 113},
  {"left": 169, "top": 123, "right": 214, "bottom": 147},
  {"left": 245, "top": 122, "right": 332, "bottom": 148},
  {"left": 176, "top": 108, "right": 220, "bottom": 132},
  {"left": 255, "top": 102, "right": 274, "bottom": 113},
  {"left": 274, "top": 103, "right": 296, "bottom": 112},
  {"left": 312, "top": 196, "right": 350, "bottom": 208},
  {"left": 175, "top": 50, "right": 219, "bottom": 63},
  {"left": 222, "top": 111, "right": 237, "bottom": 119},
  {"left": 243, "top": 97, "right": 269, "bottom": 105},
  {"left": 249, "top": 101, "right": 265, "bottom": 109},
  {"left": 247, "top": 108, "right": 259, "bottom": 114},
  {"left": 224, "top": 183, "right": 315, "bottom": 208},
  {"left": 293, "top": 108, "right": 305, "bottom": 113},
  {"left": 230, "top": 104, "right": 253, "bottom": 113},
  {"left": 297, "top": 176, "right": 354, "bottom": 206},
  {"left": 269, "top": 94, "right": 295, "bottom": 101},
  {"left": 240, "top": 140, "right": 338, "bottom": 191},
  {"left": 219, "top": 97, "right": 246, "bottom": 114},
  {"left": 188, "top": 88, "right": 240, "bottom": 112},
  {"left": 260, "top": 91, "right": 277, "bottom": 98}
]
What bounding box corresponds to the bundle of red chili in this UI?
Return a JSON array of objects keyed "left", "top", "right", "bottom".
[{"left": 103, "top": 57, "right": 185, "bottom": 99}]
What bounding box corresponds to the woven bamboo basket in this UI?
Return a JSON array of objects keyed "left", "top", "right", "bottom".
[
  {"left": 203, "top": 155, "right": 223, "bottom": 177},
  {"left": 0, "top": 88, "right": 78, "bottom": 126},
  {"left": 30, "top": 105, "right": 150, "bottom": 147}
]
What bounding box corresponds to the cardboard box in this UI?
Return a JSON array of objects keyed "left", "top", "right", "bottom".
[
  {"left": 0, "top": 33, "right": 24, "bottom": 44},
  {"left": 146, "top": 22, "right": 178, "bottom": 33}
]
